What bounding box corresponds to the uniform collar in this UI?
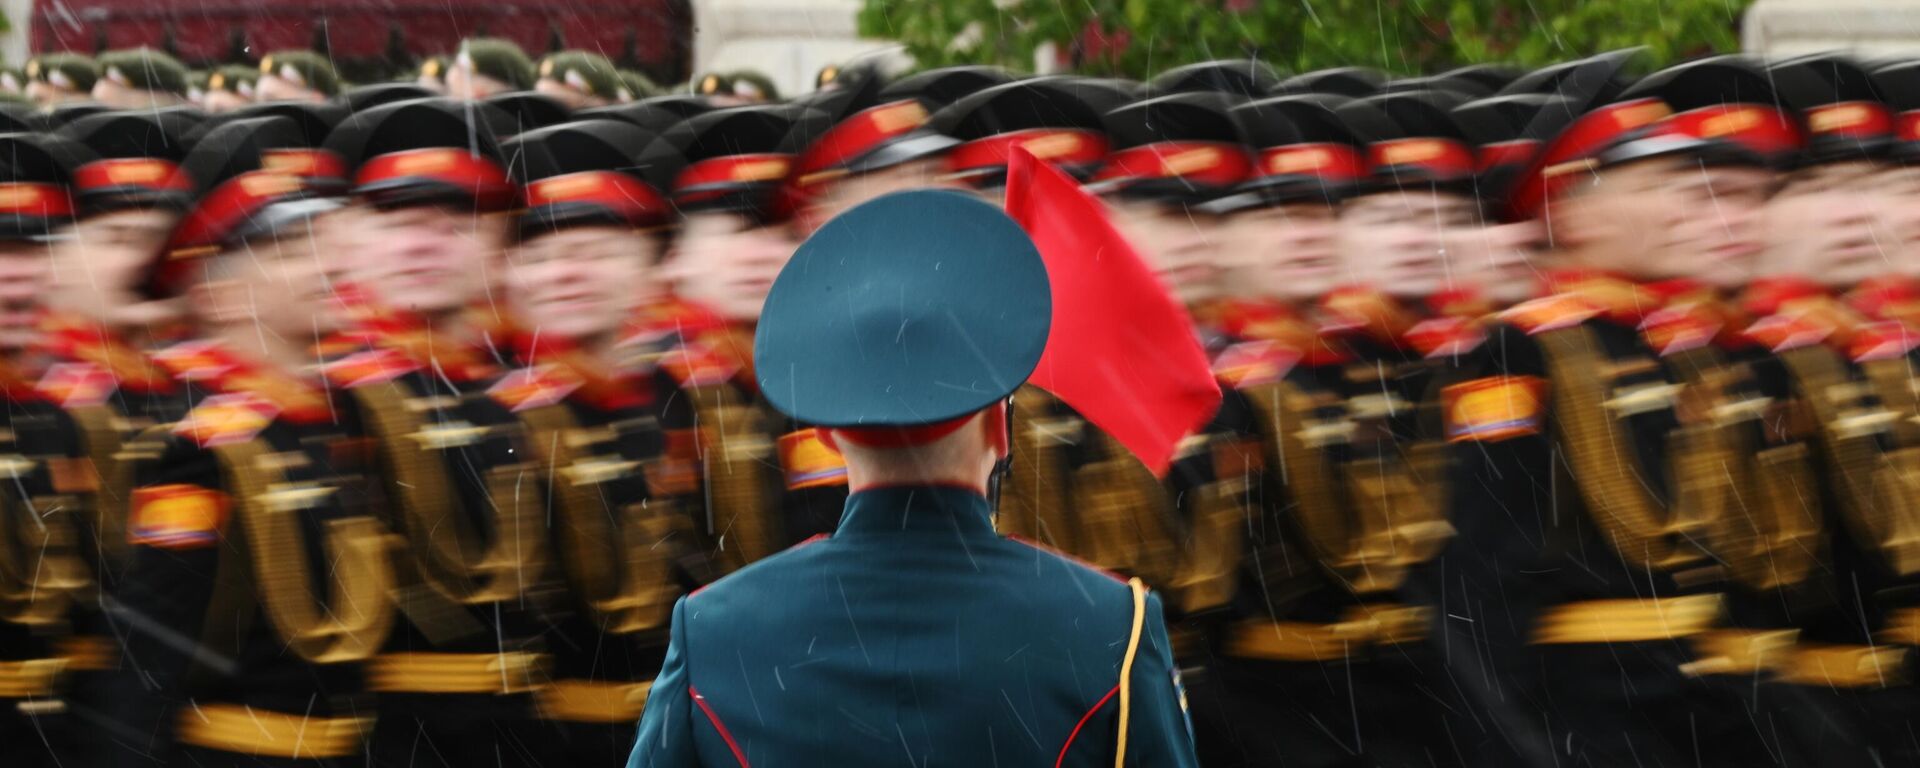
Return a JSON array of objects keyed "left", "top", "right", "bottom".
[{"left": 837, "top": 485, "right": 996, "bottom": 538}]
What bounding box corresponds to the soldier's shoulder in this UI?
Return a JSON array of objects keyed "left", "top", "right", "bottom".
[
  {"left": 170, "top": 393, "right": 279, "bottom": 449},
  {"left": 686, "top": 534, "right": 834, "bottom": 608},
  {"left": 1497, "top": 293, "right": 1602, "bottom": 335}
]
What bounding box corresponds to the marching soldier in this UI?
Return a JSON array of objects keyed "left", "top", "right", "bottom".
[
  {"left": 1184, "top": 88, "right": 1474, "bottom": 767},
  {"left": 200, "top": 66, "right": 259, "bottom": 113},
  {"left": 629, "top": 189, "right": 1200, "bottom": 768},
  {"left": 0, "top": 131, "right": 99, "bottom": 768},
  {"left": 446, "top": 37, "right": 536, "bottom": 101},
  {"left": 321, "top": 97, "right": 558, "bottom": 766},
  {"left": 1013, "top": 90, "right": 1238, "bottom": 606},
  {"left": 28, "top": 110, "right": 206, "bottom": 750},
  {"left": 1742, "top": 54, "right": 1920, "bottom": 765},
  {"left": 497, "top": 118, "right": 707, "bottom": 764},
  {"left": 91, "top": 49, "right": 191, "bottom": 110},
  {"left": 536, "top": 50, "right": 623, "bottom": 110},
  {"left": 728, "top": 70, "right": 779, "bottom": 103},
  {"left": 255, "top": 50, "right": 342, "bottom": 104},
  {"left": 24, "top": 54, "right": 97, "bottom": 110},
  {"left": 1436, "top": 52, "right": 1794, "bottom": 766},
  {"left": 636, "top": 103, "right": 822, "bottom": 561},
  {"left": 99, "top": 114, "right": 391, "bottom": 767}
]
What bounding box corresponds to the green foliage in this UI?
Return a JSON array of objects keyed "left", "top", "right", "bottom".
[{"left": 858, "top": 0, "right": 1752, "bottom": 79}]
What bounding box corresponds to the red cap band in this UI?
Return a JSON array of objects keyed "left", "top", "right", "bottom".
[
  {"left": 834, "top": 414, "right": 975, "bottom": 448},
  {"left": 0, "top": 182, "right": 74, "bottom": 219},
  {"left": 1256, "top": 142, "right": 1366, "bottom": 183},
  {"left": 1476, "top": 139, "right": 1539, "bottom": 172},
  {"left": 672, "top": 153, "right": 794, "bottom": 206},
  {"left": 1509, "top": 98, "right": 1672, "bottom": 220},
  {"left": 525, "top": 170, "right": 671, "bottom": 226},
  {"left": 1367, "top": 138, "right": 1476, "bottom": 181},
  {"left": 793, "top": 100, "right": 931, "bottom": 187},
  {"left": 1654, "top": 104, "right": 1802, "bottom": 158},
  {"left": 260, "top": 149, "right": 347, "bottom": 182},
  {"left": 1092, "top": 141, "right": 1252, "bottom": 188},
  {"left": 354, "top": 147, "right": 514, "bottom": 210},
  {"left": 1901, "top": 111, "right": 1920, "bottom": 143},
  {"left": 167, "top": 170, "right": 307, "bottom": 254},
  {"left": 72, "top": 158, "right": 190, "bottom": 195},
  {"left": 1805, "top": 101, "right": 1894, "bottom": 141},
  {"left": 946, "top": 129, "right": 1109, "bottom": 176}
]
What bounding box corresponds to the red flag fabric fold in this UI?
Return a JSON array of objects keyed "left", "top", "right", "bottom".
[{"left": 1003, "top": 148, "right": 1223, "bottom": 476}]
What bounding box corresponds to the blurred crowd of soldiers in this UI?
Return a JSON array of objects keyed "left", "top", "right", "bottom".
[{"left": 0, "top": 34, "right": 1918, "bottom": 768}]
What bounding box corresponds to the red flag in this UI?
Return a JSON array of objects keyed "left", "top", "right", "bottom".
[{"left": 1003, "top": 148, "right": 1222, "bottom": 476}]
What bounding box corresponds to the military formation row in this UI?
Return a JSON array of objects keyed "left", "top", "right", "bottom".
[
  {"left": 0, "top": 45, "right": 1918, "bottom": 768},
  {"left": 2, "top": 40, "right": 779, "bottom": 118}
]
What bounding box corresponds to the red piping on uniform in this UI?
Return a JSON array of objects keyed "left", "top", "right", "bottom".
[
  {"left": 691, "top": 687, "right": 752, "bottom": 767},
  {"left": 1055, "top": 684, "right": 1120, "bottom": 768}
]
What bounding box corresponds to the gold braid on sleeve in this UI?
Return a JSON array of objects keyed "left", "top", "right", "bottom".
[
  {"left": 688, "top": 384, "right": 777, "bottom": 572},
  {"left": 1785, "top": 349, "right": 1920, "bottom": 576},
  {"left": 1537, "top": 327, "right": 1726, "bottom": 570},
  {"left": 212, "top": 438, "right": 396, "bottom": 664},
  {"left": 350, "top": 386, "right": 546, "bottom": 605},
  {"left": 517, "top": 405, "right": 679, "bottom": 635},
  {"left": 998, "top": 387, "right": 1076, "bottom": 552}
]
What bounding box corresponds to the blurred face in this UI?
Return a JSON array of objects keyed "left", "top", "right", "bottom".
[
  {"left": 802, "top": 159, "right": 958, "bottom": 235},
  {"left": 26, "top": 81, "right": 80, "bottom": 108},
  {"left": 1549, "top": 156, "right": 1702, "bottom": 280},
  {"left": 0, "top": 240, "right": 50, "bottom": 350},
  {"left": 534, "top": 79, "right": 608, "bottom": 110},
  {"left": 349, "top": 204, "right": 502, "bottom": 315},
  {"left": 254, "top": 74, "right": 324, "bottom": 104},
  {"left": 202, "top": 90, "right": 252, "bottom": 114},
  {"left": 51, "top": 208, "right": 178, "bottom": 326},
  {"left": 1336, "top": 188, "right": 1478, "bottom": 299},
  {"left": 1761, "top": 161, "right": 1890, "bottom": 288},
  {"left": 1109, "top": 198, "right": 1222, "bottom": 304},
  {"left": 507, "top": 225, "right": 662, "bottom": 344},
  {"left": 1871, "top": 164, "right": 1920, "bottom": 278},
  {"left": 1451, "top": 220, "right": 1542, "bottom": 305},
  {"left": 204, "top": 220, "right": 333, "bottom": 339},
  {"left": 446, "top": 66, "right": 511, "bottom": 101},
  {"left": 90, "top": 80, "right": 185, "bottom": 110},
  {"left": 1667, "top": 164, "right": 1770, "bottom": 289},
  {"left": 667, "top": 212, "right": 799, "bottom": 322},
  {"left": 1219, "top": 201, "right": 1339, "bottom": 302},
  {"left": 415, "top": 74, "right": 447, "bottom": 95}
]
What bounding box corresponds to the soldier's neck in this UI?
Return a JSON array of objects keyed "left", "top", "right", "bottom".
[
  {"left": 206, "top": 322, "right": 315, "bottom": 379},
  {"left": 417, "top": 307, "right": 491, "bottom": 351}
]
